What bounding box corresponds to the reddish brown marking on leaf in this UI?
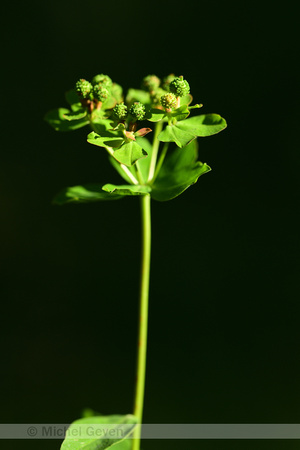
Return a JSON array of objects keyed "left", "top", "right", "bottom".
[
  {"left": 136, "top": 128, "right": 152, "bottom": 137},
  {"left": 125, "top": 131, "right": 136, "bottom": 141}
]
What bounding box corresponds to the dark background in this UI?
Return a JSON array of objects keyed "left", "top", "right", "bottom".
[{"left": 1, "top": 0, "right": 299, "bottom": 449}]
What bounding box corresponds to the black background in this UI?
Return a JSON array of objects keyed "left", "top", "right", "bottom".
[{"left": 1, "top": 0, "right": 299, "bottom": 449}]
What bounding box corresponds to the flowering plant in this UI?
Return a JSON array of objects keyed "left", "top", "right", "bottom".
[{"left": 45, "top": 72, "right": 227, "bottom": 450}]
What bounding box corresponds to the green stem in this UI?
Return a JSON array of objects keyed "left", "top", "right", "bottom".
[
  {"left": 147, "top": 121, "right": 163, "bottom": 182},
  {"left": 132, "top": 194, "right": 151, "bottom": 450},
  {"left": 152, "top": 142, "right": 169, "bottom": 183}
]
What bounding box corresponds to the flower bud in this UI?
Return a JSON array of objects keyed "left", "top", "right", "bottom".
[
  {"left": 93, "top": 85, "right": 110, "bottom": 102},
  {"left": 162, "top": 74, "right": 176, "bottom": 91},
  {"left": 91, "top": 74, "right": 113, "bottom": 88},
  {"left": 150, "top": 88, "right": 167, "bottom": 106},
  {"left": 113, "top": 102, "right": 128, "bottom": 120},
  {"left": 129, "top": 102, "right": 146, "bottom": 121},
  {"left": 169, "top": 76, "right": 190, "bottom": 97},
  {"left": 75, "top": 79, "right": 93, "bottom": 99},
  {"left": 160, "top": 93, "right": 177, "bottom": 110},
  {"left": 141, "top": 74, "right": 161, "bottom": 92}
]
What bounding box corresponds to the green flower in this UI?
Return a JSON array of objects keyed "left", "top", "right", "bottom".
[
  {"left": 162, "top": 74, "right": 176, "bottom": 91},
  {"left": 169, "top": 76, "right": 190, "bottom": 97},
  {"left": 129, "top": 102, "right": 146, "bottom": 121},
  {"left": 75, "top": 79, "right": 92, "bottom": 99},
  {"left": 93, "top": 85, "right": 110, "bottom": 102},
  {"left": 141, "top": 74, "right": 161, "bottom": 92},
  {"left": 160, "top": 93, "right": 177, "bottom": 110},
  {"left": 113, "top": 102, "right": 128, "bottom": 120},
  {"left": 91, "top": 74, "right": 113, "bottom": 88}
]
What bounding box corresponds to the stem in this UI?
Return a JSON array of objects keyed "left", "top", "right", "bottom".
[
  {"left": 147, "top": 121, "right": 163, "bottom": 182},
  {"left": 152, "top": 142, "right": 169, "bottom": 183},
  {"left": 132, "top": 194, "right": 151, "bottom": 450},
  {"left": 105, "top": 146, "right": 139, "bottom": 185}
]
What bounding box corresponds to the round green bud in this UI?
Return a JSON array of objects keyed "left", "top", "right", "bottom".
[
  {"left": 75, "top": 79, "right": 93, "bottom": 99},
  {"left": 169, "top": 76, "right": 190, "bottom": 97},
  {"left": 93, "top": 85, "right": 110, "bottom": 102},
  {"left": 160, "top": 93, "right": 177, "bottom": 110},
  {"left": 113, "top": 102, "right": 128, "bottom": 120},
  {"left": 162, "top": 73, "right": 176, "bottom": 91},
  {"left": 91, "top": 74, "right": 113, "bottom": 88},
  {"left": 141, "top": 74, "right": 161, "bottom": 92},
  {"left": 129, "top": 102, "right": 146, "bottom": 121}
]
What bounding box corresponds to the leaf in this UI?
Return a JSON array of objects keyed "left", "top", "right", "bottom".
[
  {"left": 158, "top": 113, "right": 227, "bottom": 148},
  {"left": 151, "top": 140, "right": 211, "bottom": 201},
  {"left": 180, "top": 93, "right": 193, "bottom": 106},
  {"left": 60, "top": 414, "right": 137, "bottom": 450},
  {"left": 170, "top": 104, "right": 190, "bottom": 121},
  {"left": 102, "top": 184, "right": 151, "bottom": 196},
  {"left": 177, "top": 113, "right": 227, "bottom": 137},
  {"left": 44, "top": 108, "right": 89, "bottom": 131},
  {"left": 146, "top": 108, "right": 166, "bottom": 122},
  {"left": 53, "top": 184, "right": 123, "bottom": 205},
  {"left": 126, "top": 88, "right": 151, "bottom": 106},
  {"left": 87, "top": 131, "right": 124, "bottom": 150},
  {"left": 90, "top": 119, "right": 116, "bottom": 136},
  {"left": 65, "top": 89, "right": 82, "bottom": 112},
  {"left": 158, "top": 124, "right": 196, "bottom": 148},
  {"left": 63, "top": 108, "right": 87, "bottom": 121},
  {"left": 113, "top": 141, "right": 148, "bottom": 167},
  {"left": 135, "top": 137, "right": 153, "bottom": 183}
]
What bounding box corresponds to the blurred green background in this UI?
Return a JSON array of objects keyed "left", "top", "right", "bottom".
[{"left": 0, "top": 0, "right": 299, "bottom": 449}]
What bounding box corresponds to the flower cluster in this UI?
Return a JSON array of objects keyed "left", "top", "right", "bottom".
[{"left": 75, "top": 74, "right": 114, "bottom": 111}]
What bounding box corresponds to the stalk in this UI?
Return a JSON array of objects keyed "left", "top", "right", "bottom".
[
  {"left": 132, "top": 193, "right": 151, "bottom": 450},
  {"left": 148, "top": 121, "right": 163, "bottom": 182}
]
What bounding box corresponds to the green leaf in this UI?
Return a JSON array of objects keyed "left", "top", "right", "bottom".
[
  {"left": 158, "top": 124, "right": 196, "bottom": 148},
  {"left": 90, "top": 119, "right": 116, "bottom": 136},
  {"left": 177, "top": 113, "right": 227, "bottom": 137},
  {"left": 102, "top": 184, "right": 151, "bottom": 196},
  {"left": 158, "top": 113, "right": 227, "bottom": 148},
  {"left": 135, "top": 137, "right": 153, "bottom": 183},
  {"left": 65, "top": 89, "right": 82, "bottom": 112},
  {"left": 170, "top": 104, "right": 190, "bottom": 121},
  {"left": 44, "top": 108, "right": 89, "bottom": 131},
  {"left": 180, "top": 93, "right": 193, "bottom": 106},
  {"left": 60, "top": 414, "right": 137, "bottom": 450},
  {"left": 53, "top": 184, "right": 123, "bottom": 205},
  {"left": 101, "top": 83, "right": 123, "bottom": 110},
  {"left": 87, "top": 131, "right": 124, "bottom": 150},
  {"left": 126, "top": 88, "right": 151, "bottom": 106},
  {"left": 146, "top": 108, "right": 166, "bottom": 122},
  {"left": 113, "top": 141, "right": 148, "bottom": 167},
  {"left": 63, "top": 108, "right": 87, "bottom": 121},
  {"left": 151, "top": 140, "right": 211, "bottom": 201}
]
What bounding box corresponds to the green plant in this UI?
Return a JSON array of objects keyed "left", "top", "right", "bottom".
[{"left": 45, "top": 72, "right": 227, "bottom": 450}]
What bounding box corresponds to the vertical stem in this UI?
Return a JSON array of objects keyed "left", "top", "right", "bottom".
[
  {"left": 148, "top": 120, "right": 163, "bottom": 182},
  {"left": 152, "top": 142, "right": 169, "bottom": 183},
  {"left": 132, "top": 194, "right": 151, "bottom": 450}
]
